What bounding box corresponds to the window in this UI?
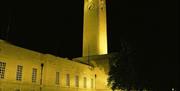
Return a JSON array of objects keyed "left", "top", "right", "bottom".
[
  {"left": 32, "top": 68, "right": 37, "bottom": 83},
  {"left": 16, "top": 65, "right": 23, "bottom": 81},
  {"left": 66, "top": 74, "right": 70, "bottom": 86},
  {"left": 91, "top": 78, "right": 93, "bottom": 88},
  {"left": 75, "top": 75, "right": 79, "bottom": 87},
  {"left": 83, "top": 77, "right": 87, "bottom": 88},
  {"left": 0, "top": 61, "right": 6, "bottom": 79},
  {"left": 55, "top": 72, "right": 60, "bottom": 84},
  {"left": 15, "top": 89, "right": 20, "bottom": 91}
]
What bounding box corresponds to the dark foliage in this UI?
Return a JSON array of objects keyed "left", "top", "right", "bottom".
[
  {"left": 108, "top": 40, "right": 179, "bottom": 91},
  {"left": 108, "top": 41, "right": 140, "bottom": 90}
]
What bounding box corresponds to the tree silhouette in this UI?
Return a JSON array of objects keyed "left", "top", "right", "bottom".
[{"left": 108, "top": 41, "right": 139, "bottom": 91}]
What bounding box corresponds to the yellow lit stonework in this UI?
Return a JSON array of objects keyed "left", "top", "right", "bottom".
[
  {"left": 0, "top": 0, "right": 111, "bottom": 90},
  {"left": 0, "top": 40, "right": 111, "bottom": 91},
  {"left": 83, "top": 0, "right": 108, "bottom": 56}
]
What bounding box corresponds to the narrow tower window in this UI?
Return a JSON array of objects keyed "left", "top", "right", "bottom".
[
  {"left": 16, "top": 65, "right": 23, "bottom": 81},
  {"left": 15, "top": 89, "right": 20, "bottom": 91},
  {"left": 66, "top": 74, "right": 70, "bottom": 86},
  {"left": 84, "top": 77, "right": 87, "bottom": 88},
  {"left": 75, "top": 75, "right": 79, "bottom": 87},
  {"left": 32, "top": 68, "right": 37, "bottom": 83},
  {"left": 0, "top": 61, "right": 6, "bottom": 79},
  {"left": 91, "top": 78, "right": 93, "bottom": 88},
  {"left": 55, "top": 72, "right": 60, "bottom": 85}
]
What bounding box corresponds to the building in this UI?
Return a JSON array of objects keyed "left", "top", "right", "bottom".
[
  {"left": 0, "top": 0, "right": 112, "bottom": 91},
  {"left": 0, "top": 40, "right": 111, "bottom": 91}
]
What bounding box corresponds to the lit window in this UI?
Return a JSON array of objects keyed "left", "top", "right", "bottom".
[
  {"left": 32, "top": 68, "right": 37, "bottom": 83},
  {"left": 91, "top": 78, "right": 93, "bottom": 88},
  {"left": 84, "top": 77, "right": 87, "bottom": 88},
  {"left": 0, "top": 61, "right": 6, "bottom": 79},
  {"left": 55, "top": 72, "right": 60, "bottom": 84},
  {"left": 16, "top": 65, "right": 23, "bottom": 81},
  {"left": 75, "top": 75, "right": 79, "bottom": 87},
  {"left": 66, "top": 74, "right": 70, "bottom": 86}
]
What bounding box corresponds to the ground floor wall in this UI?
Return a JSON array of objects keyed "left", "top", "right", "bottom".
[{"left": 0, "top": 82, "right": 111, "bottom": 91}]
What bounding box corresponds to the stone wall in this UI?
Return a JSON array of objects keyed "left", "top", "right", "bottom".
[{"left": 0, "top": 40, "right": 111, "bottom": 91}]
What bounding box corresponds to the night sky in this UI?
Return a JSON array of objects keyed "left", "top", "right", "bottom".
[{"left": 0, "top": 0, "right": 179, "bottom": 89}]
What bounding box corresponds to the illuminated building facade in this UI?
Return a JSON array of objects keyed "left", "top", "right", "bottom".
[
  {"left": 83, "top": 0, "right": 107, "bottom": 56},
  {"left": 0, "top": 0, "right": 111, "bottom": 91}
]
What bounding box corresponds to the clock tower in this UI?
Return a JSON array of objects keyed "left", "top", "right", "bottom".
[{"left": 83, "top": 0, "right": 107, "bottom": 56}]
